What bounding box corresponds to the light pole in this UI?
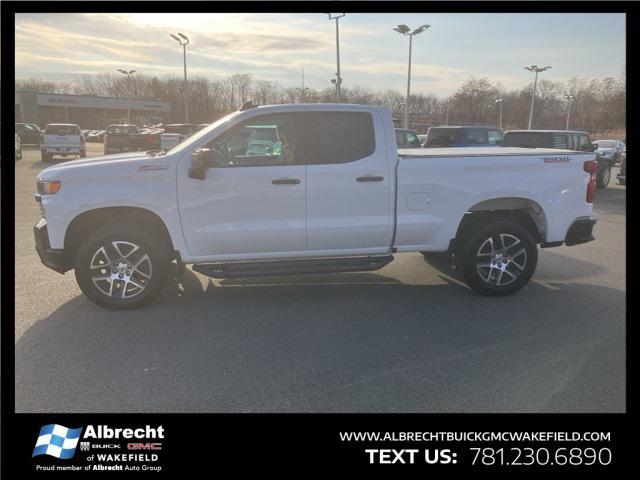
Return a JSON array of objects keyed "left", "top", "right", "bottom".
[
  {"left": 170, "top": 32, "right": 190, "bottom": 123},
  {"left": 116, "top": 69, "right": 136, "bottom": 124},
  {"left": 328, "top": 13, "right": 345, "bottom": 103},
  {"left": 444, "top": 98, "right": 451, "bottom": 125},
  {"left": 564, "top": 94, "right": 574, "bottom": 130},
  {"left": 394, "top": 24, "right": 430, "bottom": 129},
  {"left": 495, "top": 98, "right": 503, "bottom": 130},
  {"left": 524, "top": 65, "right": 551, "bottom": 130}
]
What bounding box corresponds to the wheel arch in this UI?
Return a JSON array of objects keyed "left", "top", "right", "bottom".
[
  {"left": 63, "top": 206, "right": 175, "bottom": 269},
  {"left": 454, "top": 197, "right": 548, "bottom": 247}
]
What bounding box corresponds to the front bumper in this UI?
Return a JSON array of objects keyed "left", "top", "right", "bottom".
[
  {"left": 34, "top": 218, "right": 69, "bottom": 273},
  {"left": 565, "top": 216, "right": 597, "bottom": 246}
]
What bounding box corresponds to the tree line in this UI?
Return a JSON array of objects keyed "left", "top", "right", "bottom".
[{"left": 16, "top": 72, "right": 625, "bottom": 134}]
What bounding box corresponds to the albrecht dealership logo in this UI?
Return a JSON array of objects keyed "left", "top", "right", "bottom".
[{"left": 32, "top": 425, "right": 83, "bottom": 459}]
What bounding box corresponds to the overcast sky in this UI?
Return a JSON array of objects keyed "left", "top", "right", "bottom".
[{"left": 15, "top": 13, "right": 626, "bottom": 96}]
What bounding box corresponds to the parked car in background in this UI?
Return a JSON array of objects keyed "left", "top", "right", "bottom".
[
  {"left": 15, "top": 122, "right": 42, "bottom": 145},
  {"left": 104, "top": 124, "right": 142, "bottom": 154},
  {"left": 424, "top": 125, "right": 503, "bottom": 147},
  {"left": 160, "top": 124, "right": 207, "bottom": 150},
  {"left": 418, "top": 134, "right": 428, "bottom": 147},
  {"left": 138, "top": 127, "right": 164, "bottom": 151},
  {"left": 616, "top": 149, "right": 626, "bottom": 186},
  {"left": 395, "top": 128, "right": 421, "bottom": 148},
  {"left": 15, "top": 133, "right": 22, "bottom": 161},
  {"left": 593, "top": 139, "right": 625, "bottom": 165},
  {"left": 502, "top": 130, "right": 611, "bottom": 188},
  {"left": 40, "top": 123, "right": 85, "bottom": 162},
  {"left": 86, "top": 130, "right": 106, "bottom": 143}
]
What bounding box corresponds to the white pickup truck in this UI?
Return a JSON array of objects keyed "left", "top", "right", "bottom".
[{"left": 34, "top": 103, "right": 597, "bottom": 309}]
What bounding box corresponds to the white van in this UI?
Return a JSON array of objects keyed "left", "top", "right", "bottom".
[{"left": 41, "top": 124, "right": 86, "bottom": 163}]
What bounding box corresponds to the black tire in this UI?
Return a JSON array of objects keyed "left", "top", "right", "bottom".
[
  {"left": 597, "top": 165, "right": 611, "bottom": 189},
  {"left": 456, "top": 218, "right": 538, "bottom": 296},
  {"left": 74, "top": 223, "right": 171, "bottom": 309}
]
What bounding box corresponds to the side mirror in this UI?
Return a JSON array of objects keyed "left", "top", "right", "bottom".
[
  {"left": 591, "top": 143, "right": 598, "bottom": 151},
  {"left": 188, "top": 148, "right": 217, "bottom": 180}
]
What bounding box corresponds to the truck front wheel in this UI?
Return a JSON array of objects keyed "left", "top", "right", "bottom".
[
  {"left": 456, "top": 218, "right": 538, "bottom": 296},
  {"left": 74, "top": 224, "right": 170, "bottom": 309}
]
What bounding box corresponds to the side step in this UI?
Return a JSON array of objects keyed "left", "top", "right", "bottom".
[{"left": 192, "top": 255, "right": 394, "bottom": 279}]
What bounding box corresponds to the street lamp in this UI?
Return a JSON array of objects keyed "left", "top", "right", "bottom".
[
  {"left": 564, "top": 94, "right": 575, "bottom": 130},
  {"left": 170, "top": 32, "right": 190, "bottom": 123},
  {"left": 116, "top": 69, "right": 136, "bottom": 124},
  {"left": 328, "top": 13, "right": 345, "bottom": 103},
  {"left": 444, "top": 98, "right": 452, "bottom": 125},
  {"left": 394, "top": 24, "right": 430, "bottom": 129},
  {"left": 495, "top": 98, "right": 503, "bottom": 130},
  {"left": 524, "top": 65, "right": 551, "bottom": 130}
]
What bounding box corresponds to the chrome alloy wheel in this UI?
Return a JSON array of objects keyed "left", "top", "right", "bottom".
[
  {"left": 601, "top": 167, "right": 611, "bottom": 185},
  {"left": 475, "top": 233, "right": 527, "bottom": 287},
  {"left": 89, "top": 241, "right": 152, "bottom": 299}
]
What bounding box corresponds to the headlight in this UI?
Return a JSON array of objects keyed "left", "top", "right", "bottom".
[{"left": 36, "top": 180, "right": 61, "bottom": 195}]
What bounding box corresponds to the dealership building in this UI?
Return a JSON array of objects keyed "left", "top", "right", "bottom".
[{"left": 15, "top": 90, "right": 171, "bottom": 129}]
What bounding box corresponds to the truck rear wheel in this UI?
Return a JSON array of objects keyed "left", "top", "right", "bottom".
[
  {"left": 456, "top": 218, "right": 538, "bottom": 296},
  {"left": 74, "top": 224, "right": 171, "bottom": 309},
  {"left": 597, "top": 165, "right": 611, "bottom": 189}
]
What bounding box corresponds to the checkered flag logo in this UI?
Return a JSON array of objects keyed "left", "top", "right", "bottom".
[{"left": 32, "top": 424, "right": 83, "bottom": 459}]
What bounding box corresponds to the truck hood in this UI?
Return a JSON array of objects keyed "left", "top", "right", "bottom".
[{"left": 37, "top": 151, "right": 168, "bottom": 180}]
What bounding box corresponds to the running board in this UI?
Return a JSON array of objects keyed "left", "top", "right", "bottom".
[{"left": 192, "top": 255, "right": 394, "bottom": 278}]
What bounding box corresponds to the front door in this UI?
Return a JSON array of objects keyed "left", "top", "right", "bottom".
[{"left": 177, "top": 112, "right": 307, "bottom": 259}]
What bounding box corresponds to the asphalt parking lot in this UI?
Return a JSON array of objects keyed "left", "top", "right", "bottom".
[{"left": 14, "top": 143, "right": 625, "bottom": 413}]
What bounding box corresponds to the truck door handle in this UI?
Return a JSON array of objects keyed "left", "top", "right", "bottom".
[
  {"left": 356, "top": 175, "right": 384, "bottom": 182},
  {"left": 272, "top": 178, "right": 300, "bottom": 185}
]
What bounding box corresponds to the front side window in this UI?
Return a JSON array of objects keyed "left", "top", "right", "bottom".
[
  {"left": 305, "top": 112, "right": 375, "bottom": 164},
  {"left": 466, "top": 129, "right": 489, "bottom": 145},
  {"left": 487, "top": 130, "right": 502, "bottom": 145},
  {"left": 208, "top": 113, "right": 298, "bottom": 167},
  {"left": 406, "top": 131, "right": 420, "bottom": 147},
  {"left": 553, "top": 134, "right": 570, "bottom": 149},
  {"left": 578, "top": 135, "right": 592, "bottom": 151}
]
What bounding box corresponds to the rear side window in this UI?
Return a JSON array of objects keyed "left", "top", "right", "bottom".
[
  {"left": 46, "top": 125, "right": 80, "bottom": 136},
  {"left": 305, "top": 112, "right": 375, "bottom": 164}
]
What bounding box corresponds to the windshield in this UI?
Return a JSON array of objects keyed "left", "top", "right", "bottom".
[
  {"left": 166, "top": 111, "right": 242, "bottom": 155},
  {"left": 45, "top": 125, "right": 80, "bottom": 136},
  {"left": 502, "top": 132, "right": 550, "bottom": 148},
  {"left": 425, "top": 128, "right": 462, "bottom": 147},
  {"left": 595, "top": 140, "right": 616, "bottom": 148}
]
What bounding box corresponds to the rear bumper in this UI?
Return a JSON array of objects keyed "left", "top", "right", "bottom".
[
  {"left": 565, "top": 216, "right": 597, "bottom": 246},
  {"left": 34, "top": 218, "right": 69, "bottom": 273}
]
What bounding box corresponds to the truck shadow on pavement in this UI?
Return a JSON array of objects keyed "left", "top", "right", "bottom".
[{"left": 16, "top": 264, "right": 625, "bottom": 414}]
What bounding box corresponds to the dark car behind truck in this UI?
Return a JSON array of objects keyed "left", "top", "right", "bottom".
[
  {"left": 103, "top": 124, "right": 142, "bottom": 154},
  {"left": 424, "top": 125, "right": 503, "bottom": 147},
  {"left": 502, "top": 129, "right": 611, "bottom": 189}
]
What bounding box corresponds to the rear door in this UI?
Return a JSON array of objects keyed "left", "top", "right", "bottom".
[{"left": 304, "top": 110, "right": 393, "bottom": 254}]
